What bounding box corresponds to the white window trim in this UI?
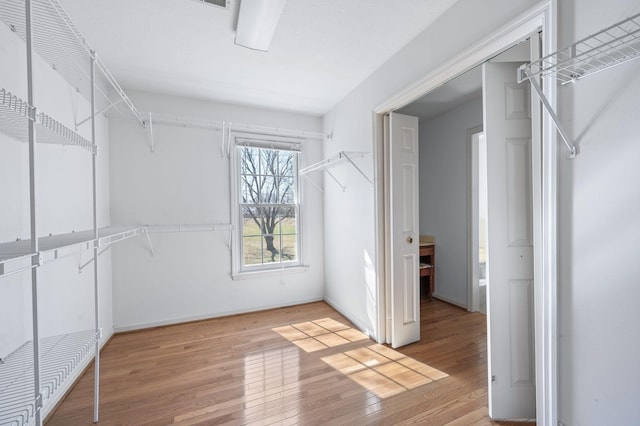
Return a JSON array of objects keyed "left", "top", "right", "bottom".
[{"left": 230, "top": 133, "right": 305, "bottom": 278}]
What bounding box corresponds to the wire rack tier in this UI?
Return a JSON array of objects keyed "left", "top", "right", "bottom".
[
  {"left": 519, "top": 12, "right": 640, "bottom": 84},
  {"left": 0, "top": 330, "right": 98, "bottom": 426},
  {"left": 0, "top": 88, "right": 95, "bottom": 153},
  {"left": 0, "top": 226, "right": 144, "bottom": 278},
  {"left": 0, "top": 0, "right": 144, "bottom": 127}
]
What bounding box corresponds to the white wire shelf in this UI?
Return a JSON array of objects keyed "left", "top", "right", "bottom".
[
  {"left": 143, "top": 111, "right": 330, "bottom": 153},
  {"left": 519, "top": 12, "right": 640, "bottom": 84},
  {"left": 0, "top": 226, "right": 144, "bottom": 278},
  {"left": 0, "top": 330, "right": 97, "bottom": 426},
  {"left": 0, "top": 88, "right": 95, "bottom": 153},
  {"left": 299, "top": 151, "right": 373, "bottom": 191},
  {"left": 0, "top": 0, "right": 144, "bottom": 127}
]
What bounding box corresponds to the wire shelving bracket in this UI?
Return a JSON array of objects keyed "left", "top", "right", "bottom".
[
  {"left": 299, "top": 151, "right": 373, "bottom": 191},
  {"left": 518, "top": 12, "right": 640, "bottom": 158}
]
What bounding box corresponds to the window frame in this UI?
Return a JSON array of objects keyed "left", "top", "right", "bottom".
[{"left": 230, "top": 135, "right": 304, "bottom": 277}]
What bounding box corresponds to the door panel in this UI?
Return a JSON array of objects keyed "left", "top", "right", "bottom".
[
  {"left": 389, "top": 112, "right": 420, "bottom": 348},
  {"left": 483, "top": 61, "right": 536, "bottom": 419}
]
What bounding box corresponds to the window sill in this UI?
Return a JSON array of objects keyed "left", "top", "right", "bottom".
[{"left": 232, "top": 265, "right": 309, "bottom": 281}]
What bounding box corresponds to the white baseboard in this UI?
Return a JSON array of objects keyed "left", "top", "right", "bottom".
[
  {"left": 114, "top": 298, "right": 324, "bottom": 333},
  {"left": 432, "top": 293, "right": 468, "bottom": 310},
  {"left": 323, "top": 296, "right": 375, "bottom": 339}
]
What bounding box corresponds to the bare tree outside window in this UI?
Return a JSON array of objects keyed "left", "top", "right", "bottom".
[{"left": 239, "top": 146, "right": 299, "bottom": 267}]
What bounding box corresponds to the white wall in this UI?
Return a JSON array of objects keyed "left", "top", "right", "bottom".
[
  {"left": 0, "top": 20, "right": 113, "bottom": 358},
  {"left": 557, "top": 1, "right": 640, "bottom": 424},
  {"left": 109, "top": 90, "right": 325, "bottom": 330},
  {"left": 322, "top": 0, "right": 539, "bottom": 339},
  {"left": 419, "top": 96, "right": 483, "bottom": 307}
]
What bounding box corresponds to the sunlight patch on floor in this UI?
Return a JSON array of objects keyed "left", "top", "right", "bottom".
[
  {"left": 272, "top": 318, "right": 369, "bottom": 352},
  {"left": 321, "top": 344, "right": 448, "bottom": 399}
]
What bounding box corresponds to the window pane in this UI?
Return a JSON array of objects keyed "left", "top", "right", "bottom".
[
  {"left": 278, "top": 151, "right": 295, "bottom": 176},
  {"left": 260, "top": 149, "right": 276, "bottom": 175},
  {"left": 241, "top": 147, "right": 259, "bottom": 175},
  {"left": 241, "top": 175, "right": 258, "bottom": 204},
  {"left": 279, "top": 177, "right": 295, "bottom": 204},
  {"left": 260, "top": 176, "right": 276, "bottom": 203},
  {"left": 238, "top": 145, "right": 299, "bottom": 270},
  {"left": 243, "top": 236, "right": 263, "bottom": 265},
  {"left": 242, "top": 208, "right": 263, "bottom": 238},
  {"left": 279, "top": 233, "right": 297, "bottom": 262}
]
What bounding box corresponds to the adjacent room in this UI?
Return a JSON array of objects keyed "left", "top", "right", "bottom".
[{"left": 1, "top": 1, "right": 639, "bottom": 425}]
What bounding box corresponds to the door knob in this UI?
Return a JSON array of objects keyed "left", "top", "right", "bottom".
[{"left": 407, "top": 236, "right": 413, "bottom": 244}]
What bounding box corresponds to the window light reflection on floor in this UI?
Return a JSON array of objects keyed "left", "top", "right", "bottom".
[
  {"left": 272, "top": 318, "right": 369, "bottom": 352},
  {"left": 322, "top": 344, "right": 448, "bottom": 399},
  {"left": 272, "top": 318, "right": 448, "bottom": 399}
]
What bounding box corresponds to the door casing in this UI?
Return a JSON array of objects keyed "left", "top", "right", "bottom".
[{"left": 372, "top": 2, "right": 558, "bottom": 424}]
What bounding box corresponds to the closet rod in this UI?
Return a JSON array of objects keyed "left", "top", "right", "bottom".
[
  {"left": 143, "top": 111, "right": 330, "bottom": 140},
  {"left": 299, "top": 151, "right": 373, "bottom": 188}
]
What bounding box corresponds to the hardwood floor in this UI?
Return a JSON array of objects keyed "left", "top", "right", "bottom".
[{"left": 46, "top": 299, "right": 535, "bottom": 425}]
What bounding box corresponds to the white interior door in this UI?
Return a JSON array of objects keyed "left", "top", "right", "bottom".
[
  {"left": 483, "top": 61, "right": 536, "bottom": 419},
  {"left": 388, "top": 112, "right": 420, "bottom": 348}
]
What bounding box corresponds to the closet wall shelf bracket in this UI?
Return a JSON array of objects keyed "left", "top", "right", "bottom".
[
  {"left": 75, "top": 98, "right": 124, "bottom": 129},
  {"left": 518, "top": 12, "right": 640, "bottom": 85},
  {"left": 299, "top": 151, "right": 373, "bottom": 191},
  {"left": 145, "top": 112, "right": 155, "bottom": 152},
  {"left": 521, "top": 71, "right": 576, "bottom": 159},
  {"left": 143, "top": 228, "right": 154, "bottom": 256},
  {"left": 517, "top": 12, "right": 640, "bottom": 159}
]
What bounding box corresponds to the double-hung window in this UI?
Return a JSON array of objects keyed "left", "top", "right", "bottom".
[{"left": 233, "top": 138, "right": 301, "bottom": 274}]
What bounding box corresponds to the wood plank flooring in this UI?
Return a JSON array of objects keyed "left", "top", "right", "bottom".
[{"left": 46, "top": 299, "right": 535, "bottom": 425}]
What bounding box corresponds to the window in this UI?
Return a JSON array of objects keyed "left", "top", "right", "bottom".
[{"left": 234, "top": 140, "right": 301, "bottom": 273}]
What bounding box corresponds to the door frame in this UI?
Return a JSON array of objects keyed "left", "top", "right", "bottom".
[
  {"left": 467, "top": 126, "right": 485, "bottom": 314},
  {"left": 372, "top": 2, "right": 558, "bottom": 424}
]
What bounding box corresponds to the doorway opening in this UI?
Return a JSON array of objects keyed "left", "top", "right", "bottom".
[
  {"left": 471, "top": 129, "right": 489, "bottom": 315},
  {"left": 375, "top": 12, "right": 554, "bottom": 417}
]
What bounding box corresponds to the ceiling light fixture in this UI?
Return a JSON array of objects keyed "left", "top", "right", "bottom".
[{"left": 235, "top": 0, "right": 286, "bottom": 52}]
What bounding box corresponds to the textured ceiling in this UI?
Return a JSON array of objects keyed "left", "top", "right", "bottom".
[{"left": 58, "top": 0, "right": 459, "bottom": 115}]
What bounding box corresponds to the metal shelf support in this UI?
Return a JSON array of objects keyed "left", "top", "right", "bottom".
[
  {"left": 518, "top": 12, "right": 640, "bottom": 159},
  {"left": 299, "top": 151, "right": 373, "bottom": 191},
  {"left": 521, "top": 69, "right": 577, "bottom": 159}
]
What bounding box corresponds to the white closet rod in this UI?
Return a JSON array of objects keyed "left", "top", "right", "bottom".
[
  {"left": 144, "top": 224, "right": 233, "bottom": 249},
  {"left": 145, "top": 224, "right": 232, "bottom": 233},
  {"left": 299, "top": 151, "right": 373, "bottom": 190},
  {"left": 145, "top": 112, "right": 329, "bottom": 138}
]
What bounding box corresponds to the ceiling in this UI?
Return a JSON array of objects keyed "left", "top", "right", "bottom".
[
  {"left": 397, "top": 66, "right": 483, "bottom": 120},
  {"left": 58, "top": 0, "right": 459, "bottom": 116},
  {"left": 396, "top": 38, "right": 531, "bottom": 120}
]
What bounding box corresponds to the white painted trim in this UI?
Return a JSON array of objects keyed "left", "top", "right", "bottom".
[
  {"left": 373, "top": 1, "right": 557, "bottom": 423},
  {"left": 467, "top": 125, "right": 484, "bottom": 313},
  {"left": 231, "top": 265, "right": 309, "bottom": 280},
  {"left": 113, "top": 298, "right": 324, "bottom": 333},
  {"left": 372, "top": 110, "right": 388, "bottom": 344},
  {"left": 539, "top": 2, "right": 559, "bottom": 424}
]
